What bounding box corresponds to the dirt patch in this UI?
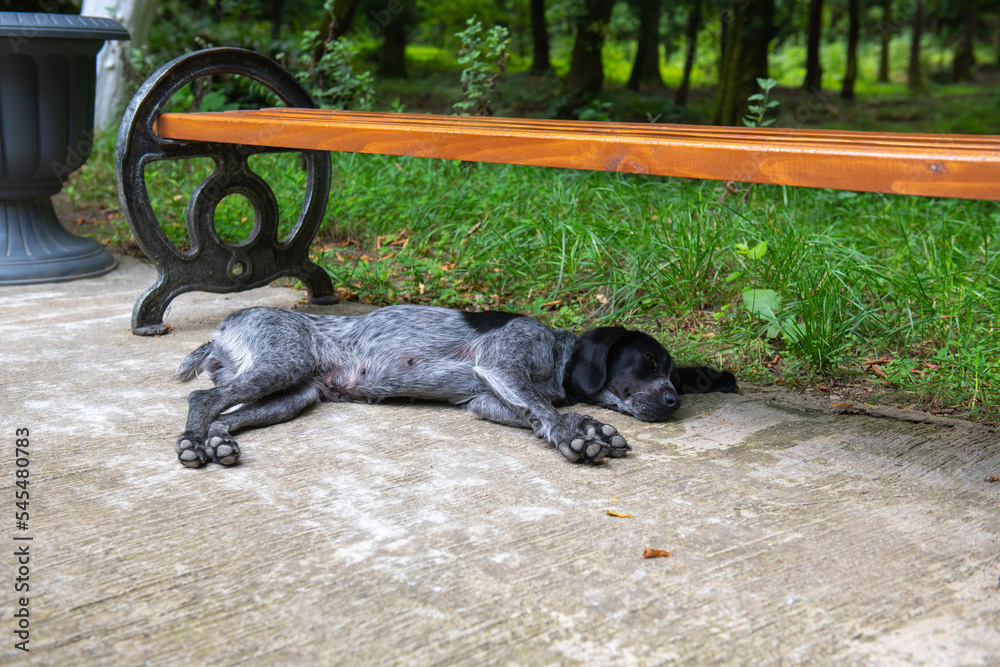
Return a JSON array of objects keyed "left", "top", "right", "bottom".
[{"left": 52, "top": 192, "right": 144, "bottom": 256}]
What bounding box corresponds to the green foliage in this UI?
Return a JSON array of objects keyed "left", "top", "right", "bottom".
[
  {"left": 292, "top": 2, "right": 375, "bottom": 111},
  {"left": 576, "top": 99, "right": 616, "bottom": 121},
  {"left": 743, "top": 78, "right": 780, "bottom": 128},
  {"left": 453, "top": 18, "right": 510, "bottom": 116},
  {"left": 128, "top": 47, "right": 159, "bottom": 93}
]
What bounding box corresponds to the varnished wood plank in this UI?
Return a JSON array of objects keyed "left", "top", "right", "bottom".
[{"left": 153, "top": 110, "right": 1000, "bottom": 200}]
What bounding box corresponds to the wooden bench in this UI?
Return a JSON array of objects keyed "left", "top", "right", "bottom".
[{"left": 117, "top": 47, "right": 1000, "bottom": 335}]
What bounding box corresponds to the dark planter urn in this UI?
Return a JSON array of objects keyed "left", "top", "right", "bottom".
[{"left": 0, "top": 12, "right": 129, "bottom": 284}]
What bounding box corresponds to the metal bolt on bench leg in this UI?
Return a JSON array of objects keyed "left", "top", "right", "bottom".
[{"left": 117, "top": 47, "right": 339, "bottom": 336}]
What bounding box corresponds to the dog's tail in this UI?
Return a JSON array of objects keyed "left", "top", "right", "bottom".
[{"left": 175, "top": 342, "right": 214, "bottom": 382}]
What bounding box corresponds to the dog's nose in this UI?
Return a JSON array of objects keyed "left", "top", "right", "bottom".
[{"left": 663, "top": 392, "right": 679, "bottom": 412}]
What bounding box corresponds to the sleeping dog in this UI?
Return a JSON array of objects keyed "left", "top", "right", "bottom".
[{"left": 174, "top": 305, "right": 737, "bottom": 467}]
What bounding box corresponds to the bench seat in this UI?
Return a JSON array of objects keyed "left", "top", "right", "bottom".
[{"left": 155, "top": 109, "right": 1000, "bottom": 201}]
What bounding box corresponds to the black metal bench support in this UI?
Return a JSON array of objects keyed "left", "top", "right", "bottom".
[{"left": 116, "top": 47, "right": 338, "bottom": 336}]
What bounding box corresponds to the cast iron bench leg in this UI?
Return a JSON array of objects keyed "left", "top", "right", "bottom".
[{"left": 116, "top": 47, "right": 338, "bottom": 336}]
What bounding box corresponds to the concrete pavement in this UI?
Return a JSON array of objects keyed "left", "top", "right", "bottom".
[{"left": 1, "top": 254, "right": 998, "bottom": 665}]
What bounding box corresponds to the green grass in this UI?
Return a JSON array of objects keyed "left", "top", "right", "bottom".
[{"left": 323, "top": 158, "right": 999, "bottom": 418}]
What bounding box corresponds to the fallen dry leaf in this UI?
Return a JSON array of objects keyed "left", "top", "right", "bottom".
[
  {"left": 831, "top": 402, "right": 854, "bottom": 408},
  {"left": 986, "top": 476, "right": 999, "bottom": 483},
  {"left": 606, "top": 510, "right": 633, "bottom": 518},
  {"left": 642, "top": 548, "right": 673, "bottom": 559}
]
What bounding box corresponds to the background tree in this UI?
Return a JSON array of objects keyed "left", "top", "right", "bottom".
[
  {"left": 712, "top": 0, "right": 775, "bottom": 125},
  {"left": 530, "top": 0, "right": 552, "bottom": 72},
  {"left": 560, "top": 0, "right": 617, "bottom": 116},
  {"left": 373, "top": 0, "right": 414, "bottom": 78},
  {"left": 675, "top": 1, "right": 702, "bottom": 105},
  {"left": 626, "top": 0, "right": 666, "bottom": 91},
  {"left": 85, "top": 0, "right": 1000, "bottom": 127},
  {"left": 877, "top": 0, "right": 891, "bottom": 82},
  {"left": 841, "top": 0, "right": 860, "bottom": 99},
  {"left": 908, "top": 0, "right": 926, "bottom": 93},
  {"left": 952, "top": 0, "right": 978, "bottom": 81},
  {"left": 804, "top": 0, "right": 824, "bottom": 91}
]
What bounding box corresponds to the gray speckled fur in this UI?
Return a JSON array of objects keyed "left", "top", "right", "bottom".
[{"left": 172, "top": 304, "right": 736, "bottom": 468}]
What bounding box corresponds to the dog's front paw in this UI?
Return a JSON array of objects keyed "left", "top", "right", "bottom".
[{"left": 557, "top": 414, "right": 630, "bottom": 464}]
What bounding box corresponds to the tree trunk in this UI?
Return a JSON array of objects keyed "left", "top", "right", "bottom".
[
  {"left": 560, "top": 0, "right": 616, "bottom": 115},
  {"left": 378, "top": 16, "right": 408, "bottom": 78},
  {"left": 877, "top": 0, "right": 891, "bottom": 82},
  {"left": 952, "top": 0, "right": 977, "bottom": 81},
  {"left": 675, "top": 2, "right": 702, "bottom": 106},
  {"left": 804, "top": 0, "right": 824, "bottom": 91},
  {"left": 81, "top": 0, "right": 161, "bottom": 131},
  {"left": 841, "top": 0, "right": 860, "bottom": 100},
  {"left": 270, "top": 0, "right": 284, "bottom": 42},
  {"left": 530, "top": 0, "right": 552, "bottom": 72},
  {"left": 627, "top": 0, "right": 665, "bottom": 91},
  {"left": 711, "top": 0, "right": 774, "bottom": 126},
  {"left": 907, "top": 0, "right": 926, "bottom": 93}
]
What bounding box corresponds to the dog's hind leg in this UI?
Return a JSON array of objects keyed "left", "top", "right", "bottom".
[
  {"left": 176, "top": 382, "right": 267, "bottom": 467},
  {"left": 175, "top": 320, "right": 321, "bottom": 467},
  {"left": 177, "top": 369, "right": 313, "bottom": 467},
  {"left": 200, "top": 382, "right": 326, "bottom": 465}
]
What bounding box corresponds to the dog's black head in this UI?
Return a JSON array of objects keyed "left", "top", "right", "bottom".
[{"left": 565, "top": 327, "right": 737, "bottom": 422}]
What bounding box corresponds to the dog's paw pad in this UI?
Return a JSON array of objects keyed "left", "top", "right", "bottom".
[
  {"left": 585, "top": 442, "right": 606, "bottom": 462},
  {"left": 553, "top": 412, "right": 628, "bottom": 464},
  {"left": 608, "top": 434, "right": 630, "bottom": 457},
  {"left": 178, "top": 448, "right": 205, "bottom": 468},
  {"left": 206, "top": 435, "right": 241, "bottom": 466},
  {"left": 580, "top": 418, "right": 627, "bottom": 462},
  {"left": 215, "top": 444, "right": 240, "bottom": 466},
  {"left": 558, "top": 443, "right": 582, "bottom": 463},
  {"left": 176, "top": 437, "right": 208, "bottom": 467},
  {"left": 558, "top": 437, "right": 609, "bottom": 464}
]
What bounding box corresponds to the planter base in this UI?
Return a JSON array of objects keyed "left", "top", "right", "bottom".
[{"left": 0, "top": 198, "right": 116, "bottom": 285}]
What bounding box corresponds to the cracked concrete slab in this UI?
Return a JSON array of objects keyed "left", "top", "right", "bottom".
[{"left": 1, "top": 255, "right": 998, "bottom": 665}]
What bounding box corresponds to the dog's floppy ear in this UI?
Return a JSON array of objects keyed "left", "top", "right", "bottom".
[
  {"left": 568, "top": 327, "right": 629, "bottom": 396},
  {"left": 670, "top": 366, "right": 738, "bottom": 395}
]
